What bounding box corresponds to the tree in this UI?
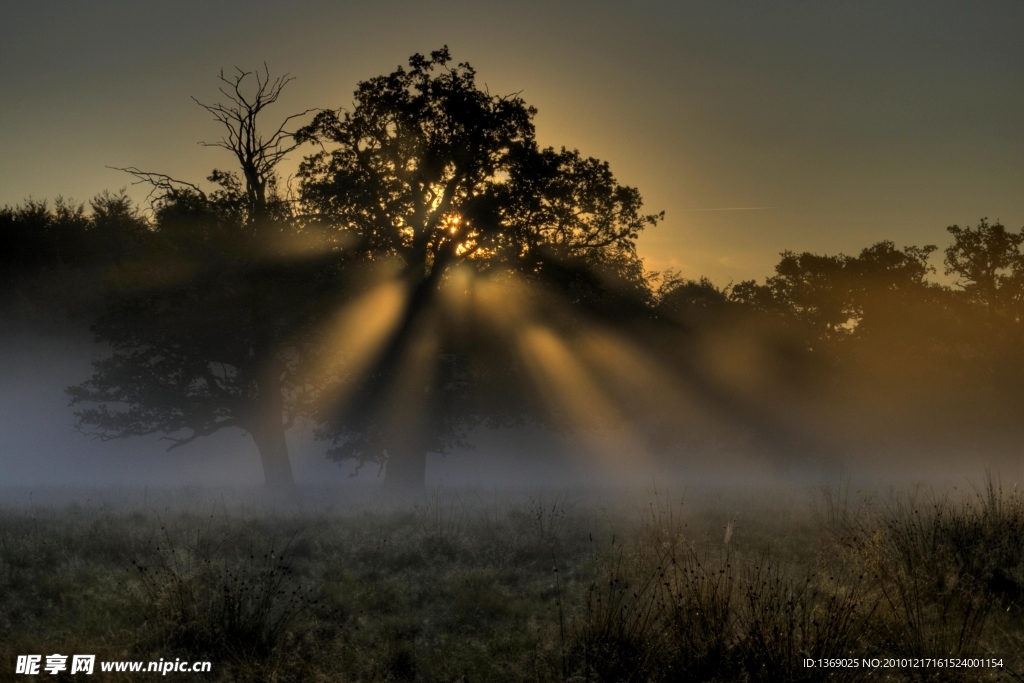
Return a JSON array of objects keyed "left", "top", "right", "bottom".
[
  {"left": 68, "top": 68, "right": 322, "bottom": 491},
  {"left": 723, "top": 239, "right": 995, "bottom": 451},
  {"left": 0, "top": 192, "right": 147, "bottom": 318},
  {"left": 297, "top": 47, "right": 661, "bottom": 491},
  {"left": 729, "top": 242, "right": 939, "bottom": 347},
  {"left": 941, "top": 218, "right": 1024, "bottom": 416},
  {"left": 655, "top": 275, "right": 731, "bottom": 327},
  {"left": 944, "top": 218, "right": 1024, "bottom": 313}
]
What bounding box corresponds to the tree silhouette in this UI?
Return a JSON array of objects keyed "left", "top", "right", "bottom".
[
  {"left": 944, "top": 218, "right": 1024, "bottom": 313},
  {"left": 729, "top": 242, "right": 939, "bottom": 348},
  {"left": 655, "top": 276, "right": 731, "bottom": 327},
  {"left": 297, "top": 47, "right": 660, "bottom": 491},
  {"left": 941, "top": 219, "right": 1024, "bottom": 421},
  {"left": 68, "top": 68, "right": 322, "bottom": 490},
  {"left": 0, "top": 192, "right": 147, "bottom": 319},
  {"left": 716, "top": 236, "right": 1024, "bottom": 452}
]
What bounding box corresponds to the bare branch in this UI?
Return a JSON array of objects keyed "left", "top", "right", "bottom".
[
  {"left": 187, "top": 65, "right": 315, "bottom": 220},
  {"left": 107, "top": 166, "right": 206, "bottom": 202},
  {"left": 160, "top": 418, "right": 240, "bottom": 451}
]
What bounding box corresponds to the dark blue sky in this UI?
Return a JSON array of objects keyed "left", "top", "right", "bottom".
[{"left": 3, "top": 0, "right": 1022, "bottom": 283}]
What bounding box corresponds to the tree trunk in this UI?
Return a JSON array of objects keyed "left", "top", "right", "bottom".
[
  {"left": 249, "top": 358, "right": 296, "bottom": 491},
  {"left": 250, "top": 420, "right": 296, "bottom": 491},
  {"left": 382, "top": 448, "right": 427, "bottom": 494}
]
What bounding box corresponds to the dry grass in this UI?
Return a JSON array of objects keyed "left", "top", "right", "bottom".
[{"left": 0, "top": 480, "right": 1020, "bottom": 682}]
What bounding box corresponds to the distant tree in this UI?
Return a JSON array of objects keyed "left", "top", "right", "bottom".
[
  {"left": 0, "top": 192, "right": 147, "bottom": 317},
  {"left": 655, "top": 275, "right": 731, "bottom": 327},
  {"left": 0, "top": 198, "right": 88, "bottom": 278},
  {"left": 68, "top": 68, "right": 322, "bottom": 490},
  {"left": 839, "top": 241, "right": 947, "bottom": 347},
  {"left": 723, "top": 238, "right": 1011, "bottom": 450},
  {"left": 941, "top": 218, "right": 1024, "bottom": 406},
  {"left": 729, "top": 242, "right": 940, "bottom": 347},
  {"left": 297, "top": 47, "right": 661, "bottom": 491},
  {"left": 944, "top": 218, "right": 1024, "bottom": 313}
]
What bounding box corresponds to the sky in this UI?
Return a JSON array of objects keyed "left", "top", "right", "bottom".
[
  {"left": 2, "top": 0, "right": 1023, "bottom": 284},
  {"left": 3, "top": 0, "right": 1024, "bottom": 488}
]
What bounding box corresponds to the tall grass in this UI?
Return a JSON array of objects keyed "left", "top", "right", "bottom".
[
  {"left": 1, "top": 481, "right": 1022, "bottom": 682},
  {"left": 568, "top": 545, "right": 875, "bottom": 682},
  {"left": 571, "top": 545, "right": 666, "bottom": 683},
  {"left": 828, "top": 475, "right": 1024, "bottom": 671},
  {"left": 567, "top": 476, "right": 1024, "bottom": 682},
  {"left": 132, "top": 525, "right": 318, "bottom": 661}
]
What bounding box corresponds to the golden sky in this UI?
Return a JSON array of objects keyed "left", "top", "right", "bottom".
[{"left": 2, "top": 0, "right": 1022, "bottom": 284}]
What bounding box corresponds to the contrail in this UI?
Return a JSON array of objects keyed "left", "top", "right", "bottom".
[{"left": 686, "top": 206, "right": 774, "bottom": 212}]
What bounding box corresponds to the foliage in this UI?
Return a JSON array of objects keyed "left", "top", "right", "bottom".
[
  {"left": 0, "top": 193, "right": 148, "bottom": 319},
  {"left": 297, "top": 47, "right": 662, "bottom": 487},
  {"left": 65, "top": 69, "right": 327, "bottom": 490},
  {"left": 944, "top": 219, "right": 1024, "bottom": 310}
]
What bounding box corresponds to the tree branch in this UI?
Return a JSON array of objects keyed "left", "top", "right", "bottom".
[
  {"left": 107, "top": 166, "right": 206, "bottom": 202},
  {"left": 160, "top": 418, "right": 240, "bottom": 451}
]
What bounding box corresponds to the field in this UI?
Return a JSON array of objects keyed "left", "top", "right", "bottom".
[{"left": 1, "top": 478, "right": 1022, "bottom": 682}]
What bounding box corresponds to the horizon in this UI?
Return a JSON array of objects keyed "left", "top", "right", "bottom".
[{"left": 3, "top": 1, "right": 1022, "bottom": 285}]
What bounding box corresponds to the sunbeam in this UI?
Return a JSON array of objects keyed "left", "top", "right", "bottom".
[{"left": 305, "top": 273, "right": 409, "bottom": 407}]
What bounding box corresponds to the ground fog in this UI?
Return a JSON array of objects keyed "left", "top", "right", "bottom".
[{"left": 1, "top": 478, "right": 1022, "bottom": 682}]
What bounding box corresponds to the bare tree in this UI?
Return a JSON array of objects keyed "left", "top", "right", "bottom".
[
  {"left": 111, "top": 65, "right": 314, "bottom": 223},
  {"left": 193, "top": 65, "right": 315, "bottom": 222}
]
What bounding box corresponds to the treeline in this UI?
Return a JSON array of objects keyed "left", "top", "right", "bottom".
[
  {"left": 652, "top": 220, "right": 1024, "bottom": 459},
  {"left": 0, "top": 193, "right": 149, "bottom": 316},
  {"left": 6, "top": 191, "right": 1021, "bottom": 467}
]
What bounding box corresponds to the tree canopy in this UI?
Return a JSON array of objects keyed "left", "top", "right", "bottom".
[
  {"left": 295, "top": 47, "right": 661, "bottom": 490},
  {"left": 53, "top": 51, "right": 662, "bottom": 492}
]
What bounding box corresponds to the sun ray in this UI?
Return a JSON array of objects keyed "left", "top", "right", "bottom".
[
  {"left": 514, "top": 324, "right": 649, "bottom": 469},
  {"left": 305, "top": 275, "right": 409, "bottom": 408}
]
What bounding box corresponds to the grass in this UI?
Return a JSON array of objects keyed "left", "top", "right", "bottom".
[
  {"left": 0, "top": 480, "right": 1021, "bottom": 682},
  {"left": 131, "top": 522, "right": 320, "bottom": 663}
]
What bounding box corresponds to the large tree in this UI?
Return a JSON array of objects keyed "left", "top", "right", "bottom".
[
  {"left": 297, "top": 47, "right": 661, "bottom": 491},
  {"left": 68, "top": 68, "right": 325, "bottom": 490}
]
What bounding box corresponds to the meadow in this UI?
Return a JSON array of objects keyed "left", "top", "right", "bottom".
[{"left": 1, "top": 477, "right": 1022, "bottom": 682}]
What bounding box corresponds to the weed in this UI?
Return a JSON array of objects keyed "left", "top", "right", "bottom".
[
  {"left": 528, "top": 492, "right": 577, "bottom": 542},
  {"left": 132, "top": 523, "right": 317, "bottom": 662},
  {"left": 571, "top": 548, "right": 665, "bottom": 683},
  {"left": 660, "top": 549, "right": 738, "bottom": 681},
  {"left": 737, "top": 562, "right": 874, "bottom": 683},
  {"left": 418, "top": 488, "right": 466, "bottom": 547}
]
